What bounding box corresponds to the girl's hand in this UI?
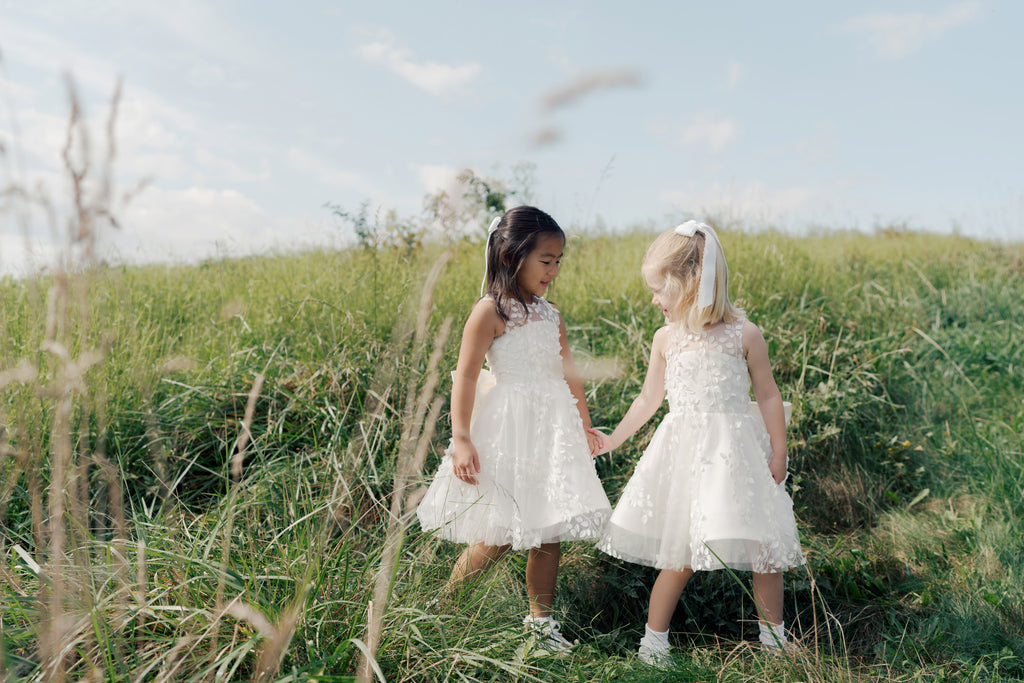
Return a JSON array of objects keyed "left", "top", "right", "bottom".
[
  {"left": 452, "top": 436, "right": 481, "bottom": 485},
  {"left": 586, "top": 427, "right": 612, "bottom": 456},
  {"left": 768, "top": 453, "right": 787, "bottom": 485}
]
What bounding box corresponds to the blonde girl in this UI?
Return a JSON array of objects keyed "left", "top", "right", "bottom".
[{"left": 591, "top": 221, "right": 803, "bottom": 663}]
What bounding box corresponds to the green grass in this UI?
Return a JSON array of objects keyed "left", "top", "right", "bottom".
[{"left": 3, "top": 228, "right": 1024, "bottom": 681}]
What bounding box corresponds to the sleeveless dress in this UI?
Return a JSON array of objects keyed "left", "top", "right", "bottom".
[
  {"left": 417, "top": 295, "right": 611, "bottom": 550},
  {"left": 599, "top": 318, "right": 804, "bottom": 573}
]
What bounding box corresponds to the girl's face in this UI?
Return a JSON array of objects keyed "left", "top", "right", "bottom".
[
  {"left": 645, "top": 271, "right": 677, "bottom": 322},
  {"left": 516, "top": 234, "right": 564, "bottom": 299}
]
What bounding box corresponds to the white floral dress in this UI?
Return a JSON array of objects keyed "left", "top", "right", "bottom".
[
  {"left": 599, "top": 319, "right": 804, "bottom": 572},
  {"left": 417, "top": 296, "right": 611, "bottom": 550}
]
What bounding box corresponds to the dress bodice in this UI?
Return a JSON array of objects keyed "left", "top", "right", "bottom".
[
  {"left": 664, "top": 318, "right": 750, "bottom": 415},
  {"left": 485, "top": 296, "right": 563, "bottom": 384}
]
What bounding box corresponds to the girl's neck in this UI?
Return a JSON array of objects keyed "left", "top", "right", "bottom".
[
  {"left": 673, "top": 318, "right": 726, "bottom": 333},
  {"left": 515, "top": 289, "right": 538, "bottom": 302}
]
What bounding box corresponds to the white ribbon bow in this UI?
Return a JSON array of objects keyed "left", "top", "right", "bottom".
[
  {"left": 480, "top": 215, "right": 503, "bottom": 296},
  {"left": 673, "top": 220, "right": 719, "bottom": 310}
]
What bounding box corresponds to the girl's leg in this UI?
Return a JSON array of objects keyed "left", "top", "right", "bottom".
[
  {"left": 647, "top": 567, "right": 694, "bottom": 631},
  {"left": 447, "top": 542, "right": 510, "bottom": 594},
  {"left": 751, "top": 571, "right": 784, "bottom": 626},
  {"left": 525, "top": 542, "right": 561, "bottom": 618},
  {"left": 637, "top": 567, "right": 694, "bottom": 664}
]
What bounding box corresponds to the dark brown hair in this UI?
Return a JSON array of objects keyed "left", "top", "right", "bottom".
[{"left": 483, "top": 206, "right": 565, "bottom": 323}]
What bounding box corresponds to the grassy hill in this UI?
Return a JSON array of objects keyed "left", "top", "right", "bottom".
[{"left": 2, "top": 228, "right": 1024, "bottom": 681}]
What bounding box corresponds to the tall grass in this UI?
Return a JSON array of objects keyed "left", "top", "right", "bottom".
[
  {"left": 3, "top": 90, "right": 1024, "bottom": 680},
  {"left": 5, "top": 224, "right": 1023, "bottom": 680}
]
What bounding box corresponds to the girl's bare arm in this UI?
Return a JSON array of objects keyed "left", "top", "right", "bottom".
[
  {"left": 599, "top": 326, "right": 669, "bottom": 454},
  {"left": 450, "top": 299, "right": 503, "bottom": 484},
  {"left": 743, "top": 320, "right": 787, "bottom": 484}
]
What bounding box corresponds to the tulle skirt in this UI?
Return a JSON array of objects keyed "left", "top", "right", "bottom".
[
  {"left": 599, "top": 407, "right": 804, "bottom": 573},
  {"left": 417, "top": 371, "right": 611, "bottom": 550}
]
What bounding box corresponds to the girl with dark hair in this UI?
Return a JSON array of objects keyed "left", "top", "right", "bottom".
[{"left": 418, "top": 206, "right": 611, "bottom": 651}]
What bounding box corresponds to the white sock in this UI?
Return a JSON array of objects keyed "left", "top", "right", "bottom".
[
  {"left": 644, "top": 624, "right": 670, "bottom": 648},
  {"left": 759, "top": 620, "right": 786, "bottom": 648}
]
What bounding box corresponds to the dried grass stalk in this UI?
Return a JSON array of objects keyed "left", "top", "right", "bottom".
[{"left": 356, "top": 250, "right": 454, "bottom": 683}]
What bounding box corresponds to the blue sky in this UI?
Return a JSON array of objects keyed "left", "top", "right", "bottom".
[{"left": 1, "top": 1, "right": 1021, "bottom": 274}]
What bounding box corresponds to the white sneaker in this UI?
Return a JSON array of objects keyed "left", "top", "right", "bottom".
[
  {"left": 637, "top": 630, "right": 671, "bottom": 667},
  {"left": 523, "top": 615, "right": 574, "bottom": 652},
  {"left": 759, "top": 621, "right": 796, "bottom": 655}
]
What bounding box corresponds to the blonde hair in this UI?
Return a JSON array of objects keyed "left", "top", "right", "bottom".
[{"left": 641, "top": 226, "right": 743, "bottom": 330}]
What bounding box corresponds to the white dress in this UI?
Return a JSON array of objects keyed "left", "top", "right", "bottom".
[
  {"left": 599, "top": 319, "right": 804, "bottom": 573},
  {"left": 417, "top": 296, "right": 611, "bottom": 550}
]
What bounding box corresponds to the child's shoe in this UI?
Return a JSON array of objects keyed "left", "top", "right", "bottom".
[
  {"left": 523, "top": 615, "right": 574, "bottom": 652},
  {"left": 637, "top": 624, "right": 671, "bottom": 666},
  {"left": 759, "top": 620, "right": 794, "bottom": 655}
]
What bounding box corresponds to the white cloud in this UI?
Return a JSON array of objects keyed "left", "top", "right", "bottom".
[
  {"left": 409, "top": 164, "right": 491, "bottom": 238},
  {"left": 725, "top": 59, "right": 742, "bottom": 90},
  {"left": 112, "top": 1, "right": 258, "bottom": 64},
  {"left": 2, "top": 81, "right": 232, "bottom": 198},
  {"left": 2, "top": 184, "right": 345, "bottom": 275},
  {"left": 0, "top": 71, "right": 37, "bottom": 104},
  {"left": 671, "top": 112, "right": 741, "bottom": 152},
  {"left": 272, "top": 211, "right": 341, "bottom": 249},
  {"left": 0, "top": 17, "right": 120, "bottom": 96},
  {"left": 12, "top": 97, "right": 183, "bottom": 182},
  {"left": 414, "top": 164, "right": 462, "bottom": 194},
  {"left": 0, "top": 17, "right": 207, "bottom": 187},
  {"left": 7, "top": 107, "right": 70, "bottom": 169},
  {"left": 185, "top": 63, "right": 228, "bottom": 89},
  {"left": 355, "top": 29, "right": 481, "bottom": 95},
  {"left": 0, "top": 233, "right": 61, "bottom": 277},
  {"left": 546, "top": 47, "right": 575, "bottom": 74},
  {"left": 791, "top": 129, "right": 837, "bottom": 165},
  {"left": 194, "top": 149, "right": 271, "bottom": 184},
  {"left": 844, "top": 1, "right": 983, "bottom": 59},
  {"left": 117, "top": 99, "right": 182, "bottom": 150},
  {"left": 659, "top": 181, "right": 818, "bottom": 226},
  {"left": 113, "top": 185, "right": 270, "bottom": 263},
  {"left": 286, "top": 147, "right": 380, "bottom": 197}
]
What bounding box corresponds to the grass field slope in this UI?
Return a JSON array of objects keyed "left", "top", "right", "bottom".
[{"left": 2, "top": 227, "right": 1023, "bottom": 682}]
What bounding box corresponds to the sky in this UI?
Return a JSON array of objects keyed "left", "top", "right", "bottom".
[{"left": 1, "top": 1, "right": 1022, "bottom": 275}]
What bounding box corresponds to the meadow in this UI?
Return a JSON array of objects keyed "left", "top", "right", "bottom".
[{"left": 3, "top": 214, "right": 1024, "bottom": 681}]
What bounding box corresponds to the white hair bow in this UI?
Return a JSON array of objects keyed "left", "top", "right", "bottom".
[
  {"left": 480, "top": 215, "right": 503, "bottom": 296},
  {"left": 674, "top": 220, "right": 719, "bottom": 310}
]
